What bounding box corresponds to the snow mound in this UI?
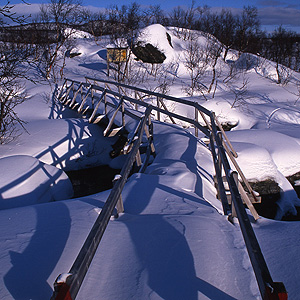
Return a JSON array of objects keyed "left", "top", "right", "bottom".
[
  {"left": 0, "top": 155, "right": 73, "bottom": 210},
  {"left": 234, "top": 52, "right": 285, "bottom": 82},
  {"left": 227, "top": 129, "right": 300, "bottom": 177},
  {"left": 64, "top": 28, "right": 93, "bottom": 40},
  {"left": 0, "top": 118, "right": 117, "bottom": 171},
  {"left": 228, "top": 130, "right": 300, "bottom": 219},
  {"left": 231, "top": 142, "right": 279, "bottom": 181},
  {"left": 134, "top": 24, "right": 181, "bottom": 63}
]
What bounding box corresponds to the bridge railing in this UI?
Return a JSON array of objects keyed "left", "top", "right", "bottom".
[{"left": 51, "top": 77, "right": 287, "bottom": 300}]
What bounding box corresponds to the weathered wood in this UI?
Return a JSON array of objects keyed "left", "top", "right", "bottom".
[
  {"left": 53, "top": 78, "right": 286, "bottom": 300},
  {"left": 93, "top": 115, "right": 106, "bottom": 124},
  {"left": 85, "top": 76, "right": 212, "bottom": 116},
  {"left": 157, "top": 98, "right": 176, "bottom": 124},
  {"left": 195, "top": 107, "right": 198, "bottom": 137},
  {"left": 213, "top": 114, "right": 238, "bottom": 158},
  {"left": 77, "top": 87, "right": 91, "bottom": 113},
  {"left": 69, "top": 83, "right": 82, "bottom": 107},
  {"left": 237, "top": 180, "right": 260, "bottom": 220},
  {"left": 51, "top": 107, "right": 152, "bottom": 300},
  {"left": 88, "top": 90, "right": 106, "bottom": 123},
  {"left": 210, "top": 134, "right": 231, "bottom": 216},
  {"left": 136, "top": 149, "right": 142, "bottom": 167},
  {"left": 144, "top": 124, "right": 156, "bottom": 155},
  {"left": 222, "top": 139, "right": 261, "bottom": 203},
  {"left": 213, "top": 176, "right": 261, "bottom": 205},
  {"left": 103, "top": 98, "right": 124, "bottom": 137}
]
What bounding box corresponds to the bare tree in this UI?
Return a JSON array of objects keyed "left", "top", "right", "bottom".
[
  {"left": 0, "top": 1, "right": 27, "bottom": 26},
  {"left": 183, "top": 34, "right": 209, "bottom": 96},
  {"left": 0, "top": 1, "right": 29, "bottom": 143},
  {"left": 105, "top": 3, "right": 143, "bottom": 83},
  {"left": 37, "top": 0, "right": 86, "bottom": 80},
  {"left": 143, "top": 5, "right": 167, "bottom": 27},
  {"left": 234, "top": 6, "right": 260, "bottom": 54},
  {"left": 169, "top": 1, "right": 197, "bottom": 40},
  {"left": 206, "top": 35, "right": 223, "bottom": 93},
  {"left": 230, "top": 76, "right": 250, "bottom": 108},
  {"left": 0, "top": 75, "right": 27, "bottom": 144}
]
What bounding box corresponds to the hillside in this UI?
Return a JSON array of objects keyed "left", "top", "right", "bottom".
[{"left": 0, "top": 24, "right": 300, "bottom": 299}]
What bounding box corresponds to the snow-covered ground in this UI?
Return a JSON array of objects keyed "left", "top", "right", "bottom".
[{"left": 1, "top": 24, "right": 300, "bottom": 299}]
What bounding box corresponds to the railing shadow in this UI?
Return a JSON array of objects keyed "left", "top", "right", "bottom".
[
  {"left": 120, "top": 129, "right": 235, "bottom": 299},
  {"left": 0, "top": 158, "right": 70, "bottom": 210},
  {"left": 4, "top": 202, "right": 71, "bottom": 299},
  {"left": 35, "top": 118, "right": 104, "bottom": 170}
]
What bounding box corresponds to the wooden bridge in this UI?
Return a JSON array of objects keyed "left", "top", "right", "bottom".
[{"left": 50, "top": 77, "right": 287, "bottom": 300}]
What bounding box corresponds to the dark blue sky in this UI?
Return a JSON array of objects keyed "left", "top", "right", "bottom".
[{"left": 10, "top": 0, "right": 300, "bottom": 32}]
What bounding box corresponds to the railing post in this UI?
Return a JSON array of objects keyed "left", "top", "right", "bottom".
[
  {"left": 136, "top": 149, "right": 142, "bottom": 167},
  {"left": 157, "top": 96, "right": 160, "bottom": 121},
  {"left": 195, "top": 108, "right": 199, "bottom": 137},
  {"left": 104, "top": 84, "right": 108, "bottom": 114},
  {"left": 121, "top": 100, "right": 125, "bottom": 127},
  {"left": 231, "top": 172, "right": 238, "bottom": 218},
  {"left": 217, "top": 132, "right": 223, "bottom": 178},
  {"left": 135, "top": 91, "right": 138, "bottom": 111},
  {"left": 80, "top": 84, "right": 83, "bottom": 102},
  {"left": 113, "top": 175, "right": 124, "bottom": 215},
  {"left": 91, "top": 87, "right": 94, "bottom": 109}
]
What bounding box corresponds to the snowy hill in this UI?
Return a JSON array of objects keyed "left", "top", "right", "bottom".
[{"left": 1, "top": 24, "right": 300, "bottom": 299}]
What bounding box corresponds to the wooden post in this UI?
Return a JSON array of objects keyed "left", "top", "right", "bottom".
[
  {"left": 136, "top": 150, "right": 142, "bottom": 167},
  {"left": 69, "top": 83, "right": 82, "bottom": 108},
  {"left": 157, "top": 98, "right": 176, "bottom": 124},
  {"left": 91, "top": 87, "right": 94, "bottom": 109},
  {"left": 222, "top": 140, "right": 261, "bottom": 203},
  {"left": 213, "top": 113, "right": 238, "bottom": 158},
  {"left": 157, "top": 96, "right": 160, "bottom": 121},
  {"left": 104, "top": 84, "right": 107, "bottom": 115},
  {"left": 237, "top": 180, "right": 260, "bottom": 220},
  {"left": 113, "top": 175, "right": 124, "bottom": 215},
  {"left": 217, "top": 132, "right": 223, "bottom": 177},
  {"left": 231, "top": 172, "right": 238, "bottom": 218},
  {"left": 195, "top": 108, "right": 199, "bottom": 137},
  {"left": 121, "top": 100, "right": 125, "bottom": 127},
  {"left": 135, "top": 91, "right": 138, "bottom": 111}
]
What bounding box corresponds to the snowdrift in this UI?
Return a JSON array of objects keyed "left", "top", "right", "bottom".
[
  {"left": 1, "top": 23, "right": 300, "bottom": 299},
  {"left": 0, "top": 155, "right": 73, "bottom": 209}
]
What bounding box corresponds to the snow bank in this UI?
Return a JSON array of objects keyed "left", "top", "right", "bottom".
[
  {"left": 0, "top": 118, "right": 117, "bottom": 171},
  {"left": 0, "top": 155, "right": 73, "bottom": 210},
  {"left": 135, "top": 24, "right": 177, "bottom": 62},
  {"left": 227, "top": 129, "right": 300, "bottom": 218},
  {"left": 227, "top": 129, "right": 300, "bottom": 177}
]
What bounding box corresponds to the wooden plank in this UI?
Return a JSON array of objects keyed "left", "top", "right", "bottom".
[
  {"left": 85, "top": 76, "right": 212, "bottom": 115},
  {"left": 106, "top": 126, "right": 124, "bottom": 137},
  {"left": 103, "top": 98, "right": 123, "bottom": 137},
  {"left": 222, "top": 140, "right": 261, "bottom": 203},
  {"left": 214, "top": 176, "right": 261, "bottom": 204},
  {"left": 213, "top": 113, "right": 238, "bottom": 158},
  {"left": 93, "top": 115, "right": 106, "bottom": 124},
  {"left": 238, "top": 180, "right": 260, "bottom": 220},
  {"left": 88, "top": 90, "right": 106, "bottom": 123}
]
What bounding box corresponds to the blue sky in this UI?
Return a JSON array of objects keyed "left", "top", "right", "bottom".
[{"left": 10, "top": 0, "right": 300, "bottom": 32}]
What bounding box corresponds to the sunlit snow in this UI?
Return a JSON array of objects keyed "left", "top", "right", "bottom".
[{"left": 1, "top": 24, "right": 300, "bottom": 299}]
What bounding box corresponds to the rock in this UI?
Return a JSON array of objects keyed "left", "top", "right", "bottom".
[
  {"left": 132, "top": 42, "right": 166, "bottom": 64},
  {"left": 242, "top": 179, "right": 281, "bottom": 219}
]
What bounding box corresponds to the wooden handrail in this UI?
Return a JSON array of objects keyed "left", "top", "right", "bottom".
[
  {"left": 51, "top": 107, "right": 153, "bottom": 300},
  {"left": 53, "top": 78, "right": 287, "bottom": 300}
]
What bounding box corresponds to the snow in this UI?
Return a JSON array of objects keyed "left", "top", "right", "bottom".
[
  {"left": 0, "top": 155, "right": 73, "bottom": 209},
  {"left": 1, "top": 24, "right": 300, "bottom": 299},
  {"left": 0, "top": 118, "right": 118, "bottom": 171}
]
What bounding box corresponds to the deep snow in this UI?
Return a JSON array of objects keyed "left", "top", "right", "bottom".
[{"left": 1, "top": 24, "right": 300, "bottom": 299}]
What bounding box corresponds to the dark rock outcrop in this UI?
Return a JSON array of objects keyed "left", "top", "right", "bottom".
[{"left": 132, "top": 42, "right": 166, "bottom": 64}]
